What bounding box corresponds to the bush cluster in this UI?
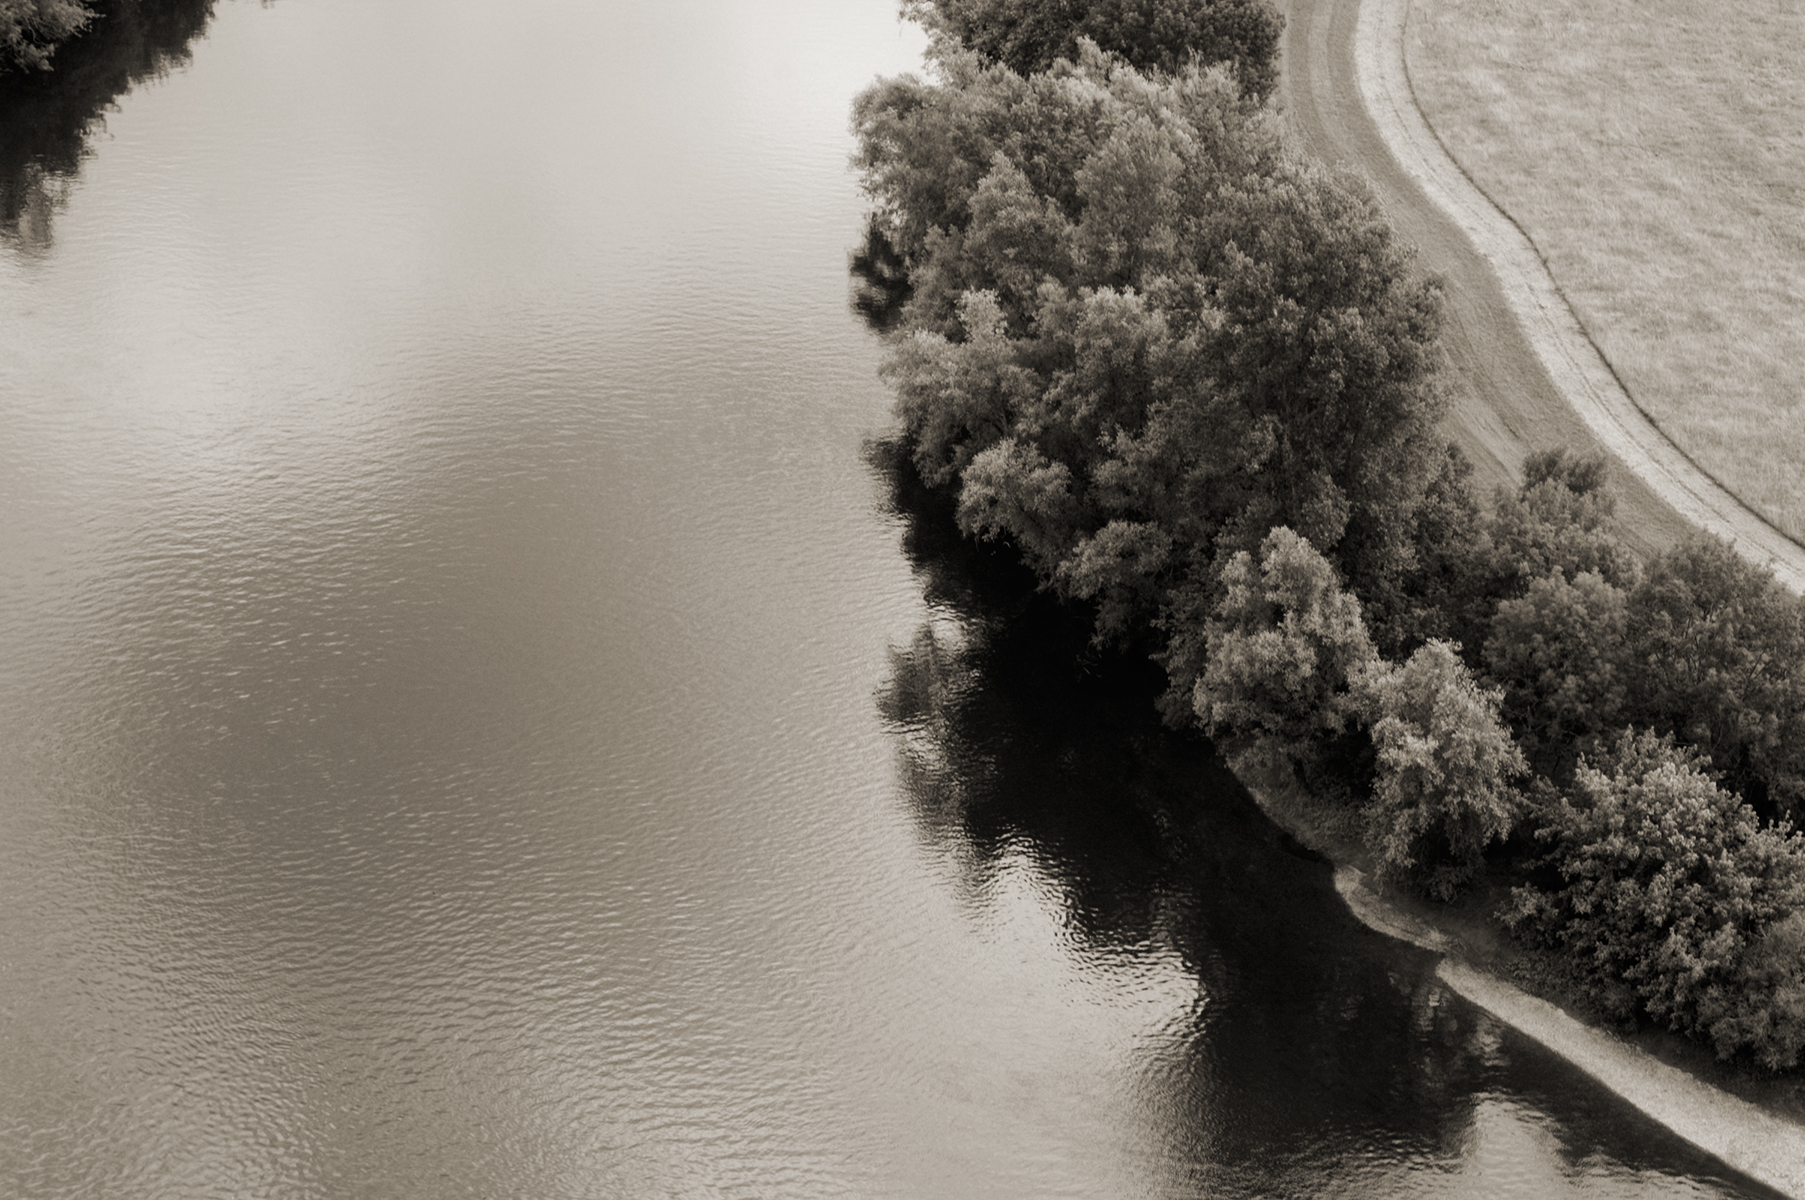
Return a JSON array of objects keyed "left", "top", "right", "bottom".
[
  {"left": 1506, "top": 732, "right": 1805, "bottom": 1069},
  {"left": 902, "top": 0, "right": 1284, "bottom": 100},
  {"left": 856, "top": 11, "right": 1805, "bottom": 1067}
]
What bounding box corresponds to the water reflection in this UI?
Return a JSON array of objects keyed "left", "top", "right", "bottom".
[
  {"left": 0, "top": 0, "right": 217, "bottom": 251},
  {"left": 869, "top": 438, "right": 1777, "bottom": 1199},
  {"left": 848, "top": 215, "right": 912, "bottom": 331}
]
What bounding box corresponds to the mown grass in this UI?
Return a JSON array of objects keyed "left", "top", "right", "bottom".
[{"left": 1404, "top": 0, "right": 1805, "bottom": 542}]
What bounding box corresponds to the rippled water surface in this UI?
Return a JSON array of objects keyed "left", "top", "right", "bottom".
[{"left": 0, "top": 1, "right": 1779, "bottom": 1196}]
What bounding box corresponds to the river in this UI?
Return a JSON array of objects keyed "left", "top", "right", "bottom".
[{"left": 0, "top": 0, "right": 1778, "bottom": 1196}]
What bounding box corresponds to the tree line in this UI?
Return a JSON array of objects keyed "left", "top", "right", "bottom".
[{"left": 855, "top": 0, "right": 1805, "bottom": 1070}]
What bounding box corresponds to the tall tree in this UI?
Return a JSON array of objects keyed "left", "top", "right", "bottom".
[
  {"left": 1360, "top": 640, "right": 1525, "bottom": 898},
  {"left": 1483, "top": 568, "right": 1629, "bottom": 775},
  {"left": 855, "top": 47, "right": 1448, "bottom": 697},
  {"left": 1193, "top": 527, "right": 1377, "bottom": 773},
  {"left": 1622, "top": 535, "right": 1805, "bottom": 820}
]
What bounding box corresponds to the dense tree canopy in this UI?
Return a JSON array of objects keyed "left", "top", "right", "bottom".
[
  {"left": 857, "top": 46, "right": 1448, "bottom": 678},
  {"left": 901, "top": 0, "right": 1284, "bottom": 100},
  {"left": 1484, "top": 568, "right": 1628, "bottom": 773},
  {"left": 1621, "top": 536, "right": 1805, "bottom": 820},
  {"left": 857, "top": 0, "right": 1805, "bottom": 1060},
  {"left": 1508, "top": 731, "right": 1805, "bottom": 1068}
]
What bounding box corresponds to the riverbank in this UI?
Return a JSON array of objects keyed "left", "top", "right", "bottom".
[{"left": 1232, "top": 753, "right": 1805, "bottom": 1198}]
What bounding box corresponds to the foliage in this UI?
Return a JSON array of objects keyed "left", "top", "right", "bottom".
[
  {"left": 2, "top": 0, "right": 218, "bottom": 246},
  {"left": 1360, "top": 640, "right": 1525, "bottom": 898},
  {"left": 855, "top": 46, "right": 1448, "bottom": 675},
  {"left": 902, "top": 0, "right": 1284, "bottom": 100},
  {"left": 1506, "top": 730, "right": 1805, "bottom": 1068},
  {"left": 0, "top": 0, "right": 91, "bottom": 72},
  {"left": 1621, "top": 535, "right": 1805, "bottom": 821},
  {"left": 1482, "top": 450, "right": 1639, "bottom": 600},
  {"left": 1365, "top": 441, "right": 1485, "bottom": 655},
  {"left": 857, "top": 0, "right": 1805, "bottom": 1068},
  {"left": 1483, "top": 568, "right": 1628, "bottom": 774},
  {"left": 1194, "top": 527, "right": 1377, "bottom": 769}
]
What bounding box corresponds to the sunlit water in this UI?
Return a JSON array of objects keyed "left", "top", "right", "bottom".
[{"left": 0, "top": 1, "right": 1777, "bottom": 1196}]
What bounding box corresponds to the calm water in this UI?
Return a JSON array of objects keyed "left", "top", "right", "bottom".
[{"left": 0, "top": 1, "right": 1777, "bottom": 1196}]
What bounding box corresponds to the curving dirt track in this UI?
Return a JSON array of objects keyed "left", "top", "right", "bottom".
[{"left": 1276, "top": 0, "right": 1805, "bottom": 591}]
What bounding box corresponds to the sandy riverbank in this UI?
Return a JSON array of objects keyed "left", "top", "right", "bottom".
[{"left": 1231, "top": 748, "right": 1805, "bottom": 1198}]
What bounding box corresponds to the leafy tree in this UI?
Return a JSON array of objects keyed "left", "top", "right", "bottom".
[
  {"left": 1360, "top": 639, "right": 1526, "bottom": 898},
  {"left": 902, "top": 0, "right": 1284, "bottom": 100},
  {"left": 1622, "top": 535, "right": 1805, "bottom": 820},
  {"left": 1366, "top": 441, "right": 1486, "bottom": 656},
  {"left": 1201, "top": 161, "right": 1448, "bottom": 605},
  {"left": 1482, "top": 449, "right": 1639, "bottom": 601},
  {"left": 855, "top": 48, "right": 1448, "bottom": 686},
  {"left": 1507, "top": 730, "right": 1805, "bottom": 1068},
  {"left": 0, "top": 0, "right": 91, "bottom": 72},
  {"left": 1193, "top": 527, "right": 1377, "bottom": 773},
  {"left": 1483, "top": 568, "right": 1629, "bottom": 774},
  {"left": 880, "top": 289, "right": 1041, "bottom": 487}
]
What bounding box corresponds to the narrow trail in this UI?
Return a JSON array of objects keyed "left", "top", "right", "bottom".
[{"left": 1276, "top": 0, "right": 1805, "bottom": 591}]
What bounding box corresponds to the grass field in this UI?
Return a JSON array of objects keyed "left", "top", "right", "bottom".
[{"left": 1403, "top": 0, "right": 1805, "bottom": 542}]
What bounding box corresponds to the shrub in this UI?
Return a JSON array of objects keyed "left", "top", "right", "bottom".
[
  {"left": 1507, "top": 730, "right": 1805, "bottom": 1068},
  {"left": 1360, "top": 639, "right": 1526, "bottom": 898}
]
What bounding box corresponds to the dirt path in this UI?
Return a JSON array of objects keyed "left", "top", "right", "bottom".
[{"left": 1276, "top": 0, "right": 1805, "bottom": 590}]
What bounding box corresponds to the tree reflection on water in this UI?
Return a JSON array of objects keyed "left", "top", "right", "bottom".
[
  {"left": 866, "top": 434, "right": 1770, "bottom": 1198},
  {"left": 0, "top": 0, "right": 217, "bottom": 252}
]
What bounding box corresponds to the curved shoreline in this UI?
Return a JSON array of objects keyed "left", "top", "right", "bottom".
[
  {"left": 1350, "top": 0, "right": 1805, "bottom": 593},
  {"left": 1335, "top": 866, "right": 1805, "bottom": 1198},
  {"left": 1234, "top": 756, "right": 1805, "bottom": 1196}
]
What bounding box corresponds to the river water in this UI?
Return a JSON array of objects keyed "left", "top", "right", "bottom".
[{"left": 0, "top": 1, "right": 1778, "bottom": 1197}]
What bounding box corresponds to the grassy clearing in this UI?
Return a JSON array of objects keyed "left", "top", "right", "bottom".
[{"left": 1404, "top": 0, "right": 1805, "bottom": 542}]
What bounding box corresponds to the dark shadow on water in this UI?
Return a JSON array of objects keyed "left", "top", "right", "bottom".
[
  {"left": 847, "top": 215, "right": 911, "bottom": 333},
  {"left": 0, "top": 0, "right": 219, "bottom": 252},
  {"left": 866, "top": 434, "right": 1780, "bottom": 1198}
]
